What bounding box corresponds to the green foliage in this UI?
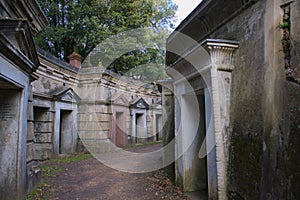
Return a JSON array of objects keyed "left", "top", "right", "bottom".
[
  {"left": 83, "top": 27, "right": 170, "bottom": 82},
  {"left": 35, "top": 0, "right": 177, "bottom": 65},
  {"left": 279, "top": 21, "right": 290, "bottom": 29},
  {"left": 162, "top": 170, "right": 170, "bottom": 178},
  {"left": 25, "top": 154, "right": 93, "bottom": 199},
  {"left": 40, "top": 165, "right": 60, "bottom": 178},
  {"left": 35, "top": 0, "right": 109, "bottom": 60},
  {"left": 49, "top": 153, "right": 93, "bottom": 163},
  {"left": 25, "top": 183, "right": 50, "bottom": 200}
]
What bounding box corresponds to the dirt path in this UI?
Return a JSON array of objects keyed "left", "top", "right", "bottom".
[{"left": 40, "top": 143, "right": 188, "bottom": 200}]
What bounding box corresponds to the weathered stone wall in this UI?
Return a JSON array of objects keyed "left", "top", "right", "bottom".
[
  {"left": 33, "top": 106, "right": 54, "bottom": 160},
  {"left": 205, "top": 1, "right": 266, "bottom": 198},
  {"left": 0, "top": 0, "right": 162, "bottom": 198},
  {"left": 0, "top": 43, "right": 40, "bottom": 200},
  {"left": 166, "top": 0, "right": 300, "bottom": 198},
  {"left": 264, "top": 1, "right": 300, "bottom": 199},
  {"left": 160, "top": 81, "right": 175, "bottom": 182},
  {"left": 0, "top": 89, "right": 23, "bottom": 199},
  {"left": 26, "top": 87, "right": 42, "bottom": 193},
  {"left": 206, "top": 0, "right": 300, "bottom": 198},
  {"left": 78, "top": 68, "right": 162, "bottom": 152},
  {"left": 78, "top": 68, "right": 115, "bottom": 152},
  {"left": 285, "top": 2, "right": 300, "bottom": 198},
  {"left": 33, "top": 53, "right": 162, "bottom": 157},
  {"left": 33, "top": 48, "right": 79, "bottom": 94},
  {"left": 32, "top": 50, "right": 79, "bottom": 160},
  {"left": 0, "top": 1, "right": 47, "bottom": 198},
  {"left": 270, "top": 81, "right": 300, "bottom": 199}
]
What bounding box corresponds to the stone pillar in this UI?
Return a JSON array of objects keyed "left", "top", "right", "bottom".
[
  {"left": 130, "top": 109, "right": 136, "bottom": 142},
  {"left": 159, "top": 79, "right": 175, "bottom": 182},
  {"left": 202, "top": 39, "right": 239, "bottom": 200},
  {"left": 26, "top": 84, "right": 42, "bottom": 194}
]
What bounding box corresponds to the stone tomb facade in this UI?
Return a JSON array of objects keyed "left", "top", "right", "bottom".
[
  {"left": 0, "top": 0, "right": 47, "bottom": 199},
  {"left": 0, "top": 0, "right": 163, "bottom": 198},
  {"left": 32, "top": 48, "right": 163, "bottom": 158},
  {"left": 78, "top": 68, "right": 162, "bottom": 152},
  {"left": 32, "top": 48, "right": 80, "bottom": 160},
  {"left": 165, "top": 0, "right": 300, "bottom": 199}
]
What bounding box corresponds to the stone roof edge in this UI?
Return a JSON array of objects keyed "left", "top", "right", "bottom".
[
  {"left": 168, "top": 0, "right": 259, "bottom": 42},
  {"left": 0, "top": 0, "right": 48, "bottom": 34},
  {"left": 36, "top": 47, "right": 79, "bottom": 73}
]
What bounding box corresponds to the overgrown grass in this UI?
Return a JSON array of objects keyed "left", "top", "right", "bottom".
[
  {"left": 26, "top": 153, "right": 93, "bottom": 199},
  {"left": 25, "top": 181, "right": 51, "bottom": 200},
  {"left": 25, "top": 165, "right": 59, "bottom": 200},
  {"left": 49, "top": 153, "right": 93, "bottom": 163},
  {"left": 40, "top": 165, "right": 60, "bottom": 178}
]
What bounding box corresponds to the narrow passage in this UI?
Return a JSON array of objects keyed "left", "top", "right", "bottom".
[{"left": 33, "top": 143, "right": 189, "bottom": 200}]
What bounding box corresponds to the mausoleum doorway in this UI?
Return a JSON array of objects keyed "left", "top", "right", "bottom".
[
  {"left": 179, "top": 90, "right": 208, "bottom": 193},
  {"left": 0, "top": 85, "right": 22, "bottom": 198},
  {"left": 115, "top": 111, "right": 127, "bottom": 147},
  {"left": 59, "top": 110, "right": 74, "bottom": 154}
]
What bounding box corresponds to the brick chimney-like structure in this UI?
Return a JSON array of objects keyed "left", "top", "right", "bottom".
[{"left": 68, "top": 52, "right": 82, "bottom": 68}]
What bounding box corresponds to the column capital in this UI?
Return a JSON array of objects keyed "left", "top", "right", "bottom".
[{"left": 202, "top": 39, "right": 239, "bottom": 71}]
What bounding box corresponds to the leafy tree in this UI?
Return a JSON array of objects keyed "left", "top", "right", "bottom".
[
  {"left": 35, "top": 0, "right": 107, "bottom": 60},
  {"left": 83, "top": 26, "right": 170, "bottom": 82},
  {"left": 35, "top": 0, "right": 177, "bottom": 82}
]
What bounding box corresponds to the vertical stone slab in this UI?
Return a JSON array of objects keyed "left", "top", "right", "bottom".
[{"left": 161, "top": 80, "right": 175, "bottom": 182}]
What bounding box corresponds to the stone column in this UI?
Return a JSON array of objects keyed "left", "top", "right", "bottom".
[
  {"left": 202, "top": 39, "right": 239, "bottom": 200},
  {"left": 159, "top": 79, "right": 175, "bottom": 181}
]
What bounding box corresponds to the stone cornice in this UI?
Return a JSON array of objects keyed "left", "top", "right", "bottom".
[
  {"left": 202, "top": 39, "right": 239, "bottom": 71},
  {"left": 0, "top": 19, "right": 39, "bottom": 75},
  {"left": 37, "top": 47, "right": 79, "bottom": 73},
  {"left": 0, "top": 0, "right": 48, "bottom": 34}
]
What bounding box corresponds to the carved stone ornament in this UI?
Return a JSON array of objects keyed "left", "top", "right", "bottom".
[{"left": 202, "top": 39, "right": 239, "bottom": 71}]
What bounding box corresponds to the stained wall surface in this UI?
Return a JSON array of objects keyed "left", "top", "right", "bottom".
[{"left": 165, "top": 0, "right": 300, "bottom": 199}]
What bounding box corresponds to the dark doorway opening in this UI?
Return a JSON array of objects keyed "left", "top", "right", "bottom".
[
  {"left": 59, "top": 110, "right": 73, "bottom": 154},
  {"left": 135, "top": 113, "right": 144, "bottom": 143},
  {"left": 116, "top": 112, "right": 126, "bottom": 147},
  {"left": 181, "top": 91, "right": 208, "bottom": 194},
  {"left": 156, "top": 114, "right": 162, "bottom": 141}
]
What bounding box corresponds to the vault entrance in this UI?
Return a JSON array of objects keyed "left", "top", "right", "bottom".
[
  {"left": 116, "top": 112, "right": 126, "bottom": 147},
  {"left": 181, "top": 92, "right": 208, "bottom": 193},
  {"left": 135, "top": 113, "right": 146, "bottom": 143},
  {"left": 0, "top": 83, "right": 22, "bottom": 198},
  {"left": 59, "top": 110, "right": 73, "bottom": 154}
]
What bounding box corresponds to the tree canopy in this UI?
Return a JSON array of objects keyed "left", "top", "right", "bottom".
[{"left": 35, "top": 0, "right": 177, "bottom": 81}]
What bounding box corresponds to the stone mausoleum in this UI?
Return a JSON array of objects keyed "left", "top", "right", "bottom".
[
  {"left": 32, "top": 48, "right": 163, "bottom": 157},
  {"left": 0, "top": 0, "right": 47, "bottom": 199},
  {"left": 163, "top": 0, "right": 300, "bottom": 199},
  {"left": 0, "top": 0, "right": 162, "bottom": 199}
]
